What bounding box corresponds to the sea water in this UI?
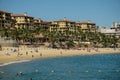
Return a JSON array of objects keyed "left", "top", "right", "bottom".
[{"left": 0, "top": 53, "right": 120, "bottom": 80}]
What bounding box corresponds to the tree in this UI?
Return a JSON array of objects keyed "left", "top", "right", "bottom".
[{"left": 65, "top": 40, "right": 75, "bottom": 49}]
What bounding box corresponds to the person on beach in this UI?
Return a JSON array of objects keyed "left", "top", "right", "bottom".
[
  {"left": 6, "top": 52, "right": 10, "bottom": 56},
  {"left": 26, "top": 51, "right": 28, "bottom": 55},
  {"left": 0, "top": 45, "right": 2, "bottom": 51},
  {"left": 16, "top": 72, "right": 24, "bottom": 77},
  {"left": 60, "top": 51, "right": 62, "bottom": 54},
  {"left": 40, "top": 53, "right": 42, "bottom": 56},
  {"left": 17, "top": 52, "right": 20, "bottom": 56},
  {"left": 86, "top": 47, "right": 89, "bottom": 52},
  {"left": 32, "top": 55, "right": 34, "bottom": 58},
  {"left": 13, "top": 49, "right": 16, "bottom": 52},
  {"left": 35, "top": 49, "right": 38, "bottom": 53}
]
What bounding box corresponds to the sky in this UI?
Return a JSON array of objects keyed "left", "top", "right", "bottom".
[{"left": 0, "top": 0, "right": 120, "bottom": 27}]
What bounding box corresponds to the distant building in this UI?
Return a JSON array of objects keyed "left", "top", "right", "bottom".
[
  {"left": 12, "top": 12, "right": 34, "bottom": 29},
  {"left": 98, "top": 27, "right": 120, "bottom": 36},
  {"left": 39, "top": 21, "right": 51, "bottom": 31},
  {"left": 0, "top": 10, "right": 15, "bottom": 29},
  {"left": 76, "top": 20, "right": 96, "bottom": 32},
  {"left": 50, "top": 17, "right": 76, "bottom": 34},
  {"left": 112, "top": 22, "right": 120, "bottom": 29},
  {"left": 34, "top": 18, "right": 43, "bottom": 28},
  {"left": 1, "top": 10, "right": 98, "bottom": 36},
  {"left": 34, "top": 18, "right": 50, "bottom": 31}
]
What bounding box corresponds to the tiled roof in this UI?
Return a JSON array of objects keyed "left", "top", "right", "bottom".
[
  {"left": 34, "top": 22, "right": 40, "bottom": 24},
  {"left": 12, "top": 14, "right": 24, "bottom": 16},
  {"left": 76, "top": 22, "right": 95, "bottom": 25},
  {"left": 50, "top": 24, "right": 58, "bottom": 26},
  {"left": 12, "top": 14, "right": 34, "bottom": 18},
  {"left": 40, "top": 22, "right": 51, "bottom": 24},
  {"left": 54, "top": 20, "right": 75, "bottom": 23},
  {"left": 34, "top": 19, "right": 40, "bottom": 21},
  {"left": 0, "top": 10, "right": 11, "bottom": 14}
]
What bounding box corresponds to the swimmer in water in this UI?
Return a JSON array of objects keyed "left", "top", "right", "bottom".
[
  {"left": 0, "top": 71, "right": 4, "bottom": 74},
  {"left": 16, "top": 72, "right": 24, "bottom": 76}
]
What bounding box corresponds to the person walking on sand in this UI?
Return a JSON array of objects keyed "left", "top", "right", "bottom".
[
  {"left": 0, "top": 45, "right": 2, "bottom": 50},
  {"left": 32, "top": 55, "right": 34, "bottom": 58},
  {"left": 60, "top": 51, "right": 62, "bottom": 54},
  {"left": 40, "top": 53, "right": 42, "bottom": 56},
  {"left": 26, "top": 51, "right": 28, "bottom": 55}
]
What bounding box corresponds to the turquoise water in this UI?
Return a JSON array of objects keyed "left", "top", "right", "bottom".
[{"left": 0, "top": 53, "right": 120, "bottom": 80}]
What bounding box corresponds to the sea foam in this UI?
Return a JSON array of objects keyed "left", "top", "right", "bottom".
[{"left": 0, "top": 60, "right": 31, "bottom": 67}]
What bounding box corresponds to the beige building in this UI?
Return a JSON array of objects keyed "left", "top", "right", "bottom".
[
  {"left": 76, "top": 21, "right": 96, "bottom": 32},
  {"left": 0, "top": 10, "right": 97, "bottom": 34},
  {"left": 50, "top": 18, "right": 76, "bottom": 34},
  {"left": 34, "top": 18, "right": 50, "bottom": 31},
  {"left": 34, "top": 18, "right": 42, "bottom": 28},
  {"left": 0, "top": 10, "right": 15, "bottom": 29},
  {"left": 12, "top": 12, "right": 34, "bottom": 29},
  {"left": 39, "top": 21, "right": 51, "bottom": 31}
]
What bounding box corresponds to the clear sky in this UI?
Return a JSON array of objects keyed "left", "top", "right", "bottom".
[{"left": 0, "top": 0, "right": 120, "bottom": 27}]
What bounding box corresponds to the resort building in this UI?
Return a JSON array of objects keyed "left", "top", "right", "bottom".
[
  {"left": 76, "top": 20, "right": 96, "bottom": 32},
  {"left": 98, "top": 27, "right": 120, "bottom": 36},
  {"left": 12, "top": 12, "right": 34, "bottom": 29},
  {"left": 112, "top": 22, "right": 120, "bottom": 30},
  {"left": 50, "top": 17, "right": 76, "bottom": 34},
  {"left": 40, "top": 21, "right": 51, "bottom": 31},
  {"left": 0, "top": 10, "right": 15, "bottom": 29},
  {"left": 34, "top": 18, "right": 51, "bottom": 31},
  {"left": 34, "top": 18, "right": 43, "bottom": 28}
]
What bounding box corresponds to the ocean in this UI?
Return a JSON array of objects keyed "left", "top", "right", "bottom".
[{"left": 0, "top": 53, "right": 120, "bottom": 80}]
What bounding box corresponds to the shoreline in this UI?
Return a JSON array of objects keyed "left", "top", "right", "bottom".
[
  {"left": 0, "top": 46, "right": 120, "bottom": 65},
  {"left": 0, "top": 52, "right": 120, "bottom": 67},
  {"left": 0, "top": 60, "right": 31, "bottom": 67}
]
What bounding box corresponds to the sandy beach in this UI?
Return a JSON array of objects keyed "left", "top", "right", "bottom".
[{"left": 0, "top": 46, "right": 120, "bottom": 64}]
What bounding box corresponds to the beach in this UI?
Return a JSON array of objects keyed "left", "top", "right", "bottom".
[{"left": 0, "top": 45, "right": 120, "bottom": 64}]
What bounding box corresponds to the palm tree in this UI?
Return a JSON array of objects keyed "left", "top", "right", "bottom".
[
  {"left": 0, "top": 26, "right": 9, "bottom": 38},
  {"left": 65, "top": 40, "right": 75, "bottom": 49}
]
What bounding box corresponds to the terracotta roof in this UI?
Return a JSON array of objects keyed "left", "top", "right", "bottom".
[
  {"left": 34, "top": 19, "right": 41, "bottom": 21},
  {"left": 0, "top": 10, "right": 11, "bottom": 14},
  {"left": 76, "top": 22, "right": 95, "bottom": 25},
  {"left": 54, "top": 20, "right": 75, "bottom": 23},
  {"left": 34, "top": 22, "right": 40, "bottom": 24},
  {"left": 34, "top": 19, "right": 41, "bottom": 23},
  {"left": 12, "top": 14, "right": 34, "bottom": 18},
  {"left": 50, "top": 24, "right": 58, "bottom": 26},
  {"left": 40, "top": 22, "right": 51, "bottom": 24},
  {"left": 12, "top": 14, "right": 24, "bottom": 16}
]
